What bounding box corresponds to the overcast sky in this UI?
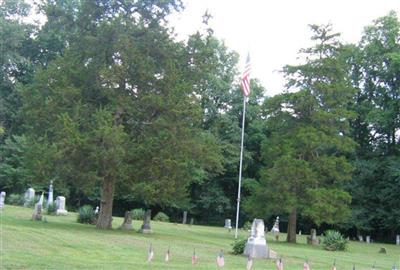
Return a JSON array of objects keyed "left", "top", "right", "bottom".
[{"left": 170, "top": 0, "right": 400, "bottom": 96}]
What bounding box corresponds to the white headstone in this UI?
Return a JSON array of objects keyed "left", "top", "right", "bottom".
[
  {"left": 0, "top": 191, "right": 6, "bottom": 209},
  {"left": 24, "top": 188, "right": 35, "bottom": 206},
  {"left": 94, "top": 206, "right": 99, "bottom": 214},
  {"left": 55, "top": 196, "right": 68, "bottom": 215},
  {"left": 47, "top": 181, "right": 54, "bottom": 208},
  {"left": 366, "top": 235, "right": 371, "bottom": 244},
  {"left": 358, "top": 235, "right": 363, "bottom": 242},
  {"left": 244, "top": 219, "right": 269, "bottom": 258},
  {"left": 38, "top": 192, "right": 44, "bottom": 206},
  {"left": 396, "top": 235, "right": 400, "bottom": 245}
]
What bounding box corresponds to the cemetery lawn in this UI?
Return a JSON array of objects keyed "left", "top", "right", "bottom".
[{"left": 2, "top": 205, "right": 399, "bottom": 270}]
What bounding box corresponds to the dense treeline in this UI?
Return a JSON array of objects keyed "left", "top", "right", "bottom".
[{"left": 0, "top": 0, "right": 399, "bottom": 241}]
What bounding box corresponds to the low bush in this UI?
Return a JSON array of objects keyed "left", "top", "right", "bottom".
[
  {"left": 77, "top": 205, "right": 96, "bottom": 224},
  {"left": 7, "top": 194, "right": 24, "bottom": 206},
  {"left": 47, "top": 202, "right": 57, "bottom": 215},
  {"left": 322, "top": 230, "right": 348, "bottom": 251},
  {"left": 242, "top": 221, "right": 252, "bottom": 231},
  {"left": 131, "top": 208, "right": 145, "bottom": 220},
  {"left": 231, "top": 238, "right": 247, "bottom": 255},
  {"left": 153, "top": 212, "right": 170, "bottom": 222}
]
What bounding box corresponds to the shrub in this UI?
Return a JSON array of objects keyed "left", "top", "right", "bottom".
[
  {"left": 7, "top": 194, "right": 24, "bottom": 206},
  {"left": 242, "top": 221, "right": 252, "bottom": 231},
  {"left": 153, "top": 212, "right": 170, "bottom": 222},
  {"left": 322, "top": 230, "right": 348, "bottom": 251},
  {"left": 231, "top": 238, "right": 247, "bottom": 255},
  {"left": 131, "top": 208, "right": 145, "bottom": 220},
  {"left": 47, "top": 202, "right": 57, "bottom": 215},
  {"left": 77, "top": 205, "right": 96, "bottom": 224}
]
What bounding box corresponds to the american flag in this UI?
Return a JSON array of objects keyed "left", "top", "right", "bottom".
[
  {"left": 303, "top": 260, "right": 310, "bottom": 270},
  {"left": 276, "top": 258, "right": 284, "bottom": 270},
  {"left": 216, "top": 250, "right": 225, "bottom": 268},
  {"left": 192, "top": 249, "right": 199, "bottom": 265},
  {"left": 165, "top": 247, "right": 170, "bottom": 262},
  {"left": 147, "top": 244, "right": 154, "bottom": 262},
  {"left": 246, "top": 255, "right": 253, "bottom": 270},
  {"left": 241, "top": 54, "right": 251, "bottom": 97}
]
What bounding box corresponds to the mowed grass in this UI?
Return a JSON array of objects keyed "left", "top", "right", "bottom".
[{"left": 1, "top": 205, "right": 399, "bottom": 270}]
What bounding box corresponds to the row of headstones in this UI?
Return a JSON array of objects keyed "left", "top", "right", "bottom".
[
  {"left": 120, "top": 210, "right": 195, "bottom": 232},
  {"left": 25, "top": 182, "right": 69, "bottom": 221}
]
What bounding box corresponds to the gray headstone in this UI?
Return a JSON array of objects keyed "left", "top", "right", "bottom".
[
  {"left": 366, "top": 235, "right": 371, "bottom": 244},
  {"left": 396, "top": 235, "right": 400, "bottom": 245},
  {"left": 307, "top": 229, "right": 318, "bottom": 245},
  {"left": 32, "top": 203, "right": 43, "bottom": 221},
  {"left": 182, "top": 211, "right": 187, "bottom": 224},
  {"left": 244, "top": 219, "right": 269, "bottom": 259},
  {"left": 271, "top": 216, "right": 280, "bottom": 241},
  {"left": 379, "top": 247, "right": 387, "bottom": 254},
  {"left": 358, "top": 235, "right": 363, "bottom": 242},
  {"left": 190, "top": 218, "right": 194, "bottom": 226},
  {"left": 47, "top": 180, "right": 54, "bottom": 208},
  {"left": 139, "top": 209, "right": 153, "bottom": 233},
  {"left": 55, "top": 196, "right": 68, "bottom": 215},
  {"left": 0, "top": 191, "right": 6, "bottom": 209},
  {"left": 224, "top": 219, "right": 232, "bottom": 230},
  {"left": 120, "top": 211, "right": 133, "bottom": 230},
  {"left": 24, "top": 188, "right": 35, "bottom": 207}
]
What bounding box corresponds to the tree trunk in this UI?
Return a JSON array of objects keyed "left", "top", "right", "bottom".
[
  {"left": 96, "top": 177, "right": 115, "bottom": 229},
  {"left": 286, "top": 208, "right": 297, "bottom": 243}
]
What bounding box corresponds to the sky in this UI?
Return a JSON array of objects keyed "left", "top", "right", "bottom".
[{"left": 169, "top": 0, "right": 400, "bottom": 96}]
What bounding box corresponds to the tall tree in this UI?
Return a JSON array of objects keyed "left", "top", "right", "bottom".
[
  {"left": 245, "top": 25, "right": 356, "bottom": 242},
  {"left": 21, "top": 0, "right": 222, "bottom": 229}
]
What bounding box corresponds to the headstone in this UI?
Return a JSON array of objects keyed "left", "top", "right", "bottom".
[
  {"left": 55, "top": 196, "right": 68, "bottom": 215},
  {"left": 358, "top": 235, "right": 363, "bottom": 242},
  {"left": 190, "top": 218, "right": 194, "bottom": 226},
  {"left": 379, "top": 247, "right": 387, "bottom": 254},
  {"left": 24, "top": 188, "right": 35, "bottom": 206},
  {"left": 307, "top": 229, "right": 318, "bottom": 245},
  {"left": 224, "top": 219, "right": 232, "bottom": 231},
  {"left": 366, "top": 235, "right": 371, "bottom": 244},
  {"left": 139, "top": 209, "right": 153, "bottom": 234},
  {"left": 32, "top": 203, "right": 43, "bottom": 221},
  {"left": 38, "top": 192, "right": 44, "bottom": 206},
  {"left": 244, "top": 219, "right": 269, "bottom": 258},
  {"left": 271, "top": 216, "right": 280, "bottom": 241},
  {"left": 396, "top": 235, "right": 400, "bottom": 245},
  {"left": 94, "top": 206, "right": 99, "bottom": 215},
  {"left": 299, "top": 230, "right": 302, "bottom": 235},
  {"left": 46, "top": 180, "right": 54, "bottom": 208},
  {"left": 182, "top": 211, "right": 187, "bottom": 224},
  {"left": 120, "top": 211, "right": 133, "bottom": 230},
  {"left": 0, "top": 191, "right": 5, "bottom": 209}
]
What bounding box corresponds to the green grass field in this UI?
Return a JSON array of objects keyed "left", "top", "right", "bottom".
[{"left": 1, "top": 205, "right": 399, "bottom": 269}]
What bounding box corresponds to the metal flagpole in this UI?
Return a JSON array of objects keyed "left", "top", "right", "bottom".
[{"left": 235, "top": 96, "right": 247, "bottom": 239}]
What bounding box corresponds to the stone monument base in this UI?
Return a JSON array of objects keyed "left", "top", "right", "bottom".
[
  {"left": 56, "top": 209, "right": 68, "bottom": 216},
  {"left": 244, "top": 237, "right": 269, "bottom": 259},
  {"left": 139, "top": 228, "right": 153, "bottom": 234}
]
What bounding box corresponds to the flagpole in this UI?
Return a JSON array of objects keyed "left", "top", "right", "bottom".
[{"left": 235, "top": 95, "right": 247, "bottom": 239}]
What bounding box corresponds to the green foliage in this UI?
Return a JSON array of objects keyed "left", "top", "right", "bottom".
[
  {"left": 153, "top": 212, "right": 170, "bottom": 222},
  {"left": 47, "top": 202, "right": 57, "bottom": 215},
  {"left": 77, "top": 205, "right": 96, "bottom": 224},
  {"left": 131, "top": 208, "right": 145, "bottom": 220},
  {"left": 242, "top": 221, "right": 252, "bottom": 231},
  {"left": 231, "top": 238, "right": 247, "bottom": 255},
  {"left": 246, "top": 24, "right": 355, "bottom": 242},
  {"left": 6, "top": 193, "right": 24, "bottom": 206},
  {"left": 322, "top": 230, "right": 349, "bottom": 251}
]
